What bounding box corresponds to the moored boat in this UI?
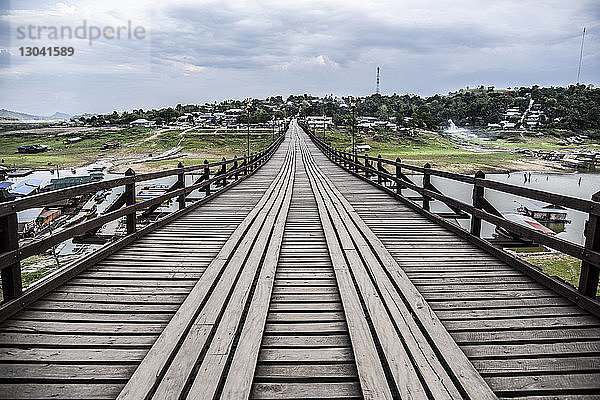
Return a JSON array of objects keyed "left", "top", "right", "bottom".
[
  {"left": 496, "top": 213, "right": 556, "bottom": 239},
  {"left": 516, "top": 199, "right": 569, "bottom": 222}
]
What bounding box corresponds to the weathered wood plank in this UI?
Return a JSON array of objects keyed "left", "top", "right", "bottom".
[
  {"left": 0, "top": 347, "right": 148, "bottom": 362},
  {"left": 251, "top": 382, "right": 362, "bottom": 399},
  {"left": 472, "top": 356, "right": 600, "bottom": 374},
  {"left": 305, "top": 155, "right": 394, "bottom": 399},
  {"left": 254, "top": 364, "right": 358, "bottom": 379},
  {"left": 264, "top": 322, "right": 348, "bottom": 334},
  {"left": 0, "top": 320, "right": 167, "bottom": 334},
  {"left": 258, "top": 348, "right": 355, "bottom": 363},
  {"left": 443, "top": 315, "right": 600, "bottom": 331},
  {"left": 28, "top": 300, "right": 179, "bottom": 313},
  {"left": 0, "top": 364, "right": 137, "bottom": 380},
  {"left": 462, "top": 341, "right": 600, "bottom": 358},
  {"left": 452, "top": 327, "right": 600, "bottom": 344},
  {"left": 13, "top": 310, "right": 172, "bottom": 323},
  {"left": 260, "top": 334, "right": 351, "bottom": 347},
  {"left": 0, "top": 384, "right": 124, "bottom": 399},
  {"left": 487, "top": 373, "right": 600, "bottom": 393},
  {"left": 0, "top": 332, "right": 156, "bottom": 347}
]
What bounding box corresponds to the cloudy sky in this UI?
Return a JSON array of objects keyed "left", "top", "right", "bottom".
[{"left": 1, "top": 0, "right": 599, "bottom": 116}]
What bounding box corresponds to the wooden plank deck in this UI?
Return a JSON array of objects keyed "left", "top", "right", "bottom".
[
  {"left": 0, "top": 143, "right": 289, "bottom": 399},
  {"left": 117, "top": 138, "right": 297, "bottom": 400},
  {"left": 116, "top": 124, "right": 495, "bottom": 399},
  {"left": 303, "top": 126, "right": 600, "bottom": 399},
  {"left": 298, "top": 131, "right": 495, "bottom": 399},
  {"left": 0, "top": 121, "right": 598, "bottom": 399},
  {"left": 251, "top": 138, "right": 362, "bottom": 399}
]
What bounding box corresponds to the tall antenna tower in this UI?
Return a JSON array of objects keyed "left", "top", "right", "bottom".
[
  {"left": 376, "top": 67, "right": 380, "bottom": 94},
  {"left": 577, "top": 28, "right": 586, "bottom": 83}
]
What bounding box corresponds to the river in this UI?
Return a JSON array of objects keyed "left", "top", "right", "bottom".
[{"left": 409, "top": 171, "right": 600, "bottom": 245}]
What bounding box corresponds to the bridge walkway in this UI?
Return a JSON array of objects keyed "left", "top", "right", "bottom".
[
  {"left": 0, "top": 145, "right": 288, "bottom": 398},
  {"left": 0, "top": 122, "right": 598, "bottom": 399},
  {"left": 305, "top": 128, "right": 600, "bottom": 399}
]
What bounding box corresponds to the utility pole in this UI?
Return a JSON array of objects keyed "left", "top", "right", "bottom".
[
  {"left": 577, "top": 27, "right": 586, "bottom": 83},
  {"left": 351, "top": 97, "right": 356, "bottom": 154},
  {"left": 322, "top": 100, "right": 326, "bottom": 141},
  {"left": 376, "top": 67, "right": 380, "bottom": 94},
  {"left": 246, "top": 98, "right": 251, "bottom": 156}
]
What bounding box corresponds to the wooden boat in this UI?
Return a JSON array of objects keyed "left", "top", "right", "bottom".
[
  {"left": 516, "top": 199, "right": 569, "bottom": 222},
  {"left": 496, "top": 213, "right": 555, "bottom": 239}
]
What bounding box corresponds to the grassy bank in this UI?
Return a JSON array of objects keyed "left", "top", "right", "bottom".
[
  {"left": 320, "top": 127, "right": 599, "bottom": 174},
  {"left": 520, "top": 253, "right": 600, "bottom": 297},
  {"left": 322, "top": 128, "right": 524, "bottom": 173},
  {"left": 0, "top": 126, "right": 155, "bottom": 168},
  {"left": 3, "top": 124, "right": 598, "bottom": 174},
  {"left": 112, "top": 133, "right": 276, "bottom": 172},
  {"left": 0, "top": 126, "right": 277, "bottom": 171}
]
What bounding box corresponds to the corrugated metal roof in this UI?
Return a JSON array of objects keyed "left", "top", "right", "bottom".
[
  {"left": 10, "top": 178, "right": 43, "bottom": 196},
  {"left": 17, "top": 207, "right": 44, "bottom": 223}
]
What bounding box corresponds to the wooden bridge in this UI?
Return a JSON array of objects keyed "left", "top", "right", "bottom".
[{"left": 0, "top": 121, "right": 599, "bottom": 399}]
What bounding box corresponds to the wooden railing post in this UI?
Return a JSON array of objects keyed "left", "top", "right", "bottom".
[
  {"left": 203, "top": 160, "right": 211, "bottom": 197},
  {"left": 0, "top": 190, "right": 22, "bottom": 301},
  {"left": 377, "top": 155, "right": 383, "bottom": 185},
  {"left": 364, "top": 155, "right": 370, "bottom": 178},
  {"left": 354, "top": 153, "right": 358, "bottom": 173},
  {"left": 220, "top": 157, "right": 227, "bottom": 186},
  {"left": 124, "top": 168, "right": 136, "bottom": 234},
  {"left": 233, "top": 156, "right": 239, "bottom": 180},
  {"left": 579, "top": 190, "right": 600, "bottom": 298},
  {"left": 177, "top": 162, "right": 185, "bottom": 210},
  {"left": 423, "top": 163, "right": 431, "bottom": 211},
  {"left": 395, "top": 158, "right": 402, "bottom": 194},
  {"left": 470, "top": 171, "right": 485, "bottom": 237}
]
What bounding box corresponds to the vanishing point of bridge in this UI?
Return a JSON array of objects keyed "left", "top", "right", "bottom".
[{"left": 0, "top": 121, "right": 599, "bottom": 399}]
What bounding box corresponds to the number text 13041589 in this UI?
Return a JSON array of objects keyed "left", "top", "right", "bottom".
[{"left": 19, "top": 47, "right": 75, "bottom": 56}]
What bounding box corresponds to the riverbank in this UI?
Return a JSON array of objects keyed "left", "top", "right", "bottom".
[
  {"left": 519, "top": 252, "right": 600, "bottom": 297},
  {"left": 323, "top": 127, "right": 599, "bottom": 174},
  {"left": 2, "top": 125, "right": 598, "bottom": 175},
  {"left": 0, "top": 125, "right": 276, "bottom": 174}
]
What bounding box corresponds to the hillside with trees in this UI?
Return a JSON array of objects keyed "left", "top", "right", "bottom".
[{"left": 76, "top": 85, "right": 599, "bottom": 136}]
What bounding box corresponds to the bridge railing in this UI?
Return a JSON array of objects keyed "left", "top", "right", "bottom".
[
  {"left": 0, "top": 131, "right": 285, "bottom": 306},
  {"left": 304, "top": 127, "right": 600, "bottom": 303}
]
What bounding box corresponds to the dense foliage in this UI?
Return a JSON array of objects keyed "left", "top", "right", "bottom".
[{"left": 325, "top": 85, "right": 599, "bottom": 132}]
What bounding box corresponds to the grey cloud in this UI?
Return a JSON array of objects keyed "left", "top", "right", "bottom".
[
  {"left": 2, "top": 0, "right": 599, "bottom": 115},
  {"left": 149, "top": 2, "right": 538, "bottom": 71}
]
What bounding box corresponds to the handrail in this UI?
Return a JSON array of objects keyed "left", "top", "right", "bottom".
[
  {"left": 0, "top": 146, "right": 275, "bottom": 217},
  {"left": 316, "top": 139, "right": 599, "bottom": 215},
  {"left": 302, "top": 125, "right": 600, "bottom": 300},
  {"left": 0, "top": 129, "right": 287, "bottom": 302}
]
